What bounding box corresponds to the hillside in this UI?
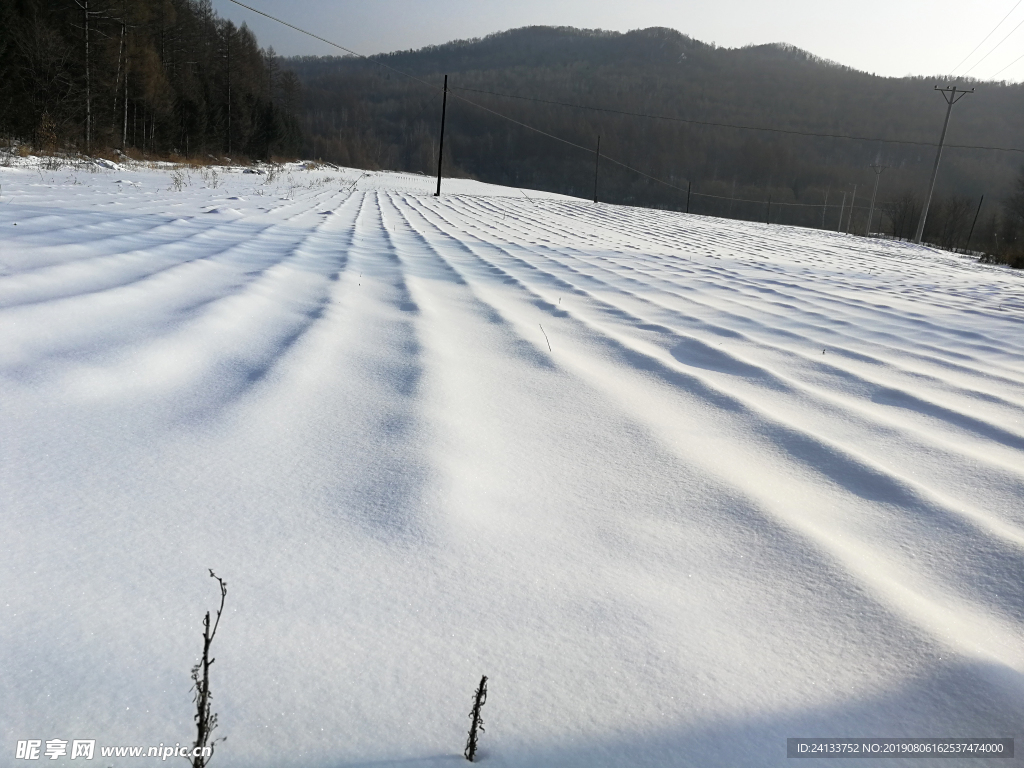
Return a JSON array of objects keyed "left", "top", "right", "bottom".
[
  {"left": 289, "top": 26, "right": 1024, "bottom": 249},
  {"left": 2, "top": 158, "right": 1023, "bottom": 766}
]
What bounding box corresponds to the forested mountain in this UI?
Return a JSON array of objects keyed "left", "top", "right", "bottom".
[
  {"left": 288, "top": 26, "right": 1024, "bottom": 259},
  {"left": 0, "top": 0, "right": 301, "bottom": 160}
]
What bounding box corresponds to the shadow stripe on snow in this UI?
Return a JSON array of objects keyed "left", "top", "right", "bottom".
[
  {"left": 438, "top": 211, "right": 1024, "bottom": 451},
  {"left": 405, "top": 195, "right": 1024, "bottom": 601}
]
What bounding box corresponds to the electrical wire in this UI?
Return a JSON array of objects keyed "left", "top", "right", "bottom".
[
  {"left": 226, "top": 0, "right": 733, "bottom": 197},
  {"left": 948, "top": 0, "right": 1023, "bottom": 76},
  {"left": 227, "top": 0, "right": 838, "bottom": 207},
  {"left": 451, "top": 85, "right": 1023, "bottom": 152},
  {"left": 227, "top": 0, "right": 1024, "bottom": 155},
  {"left": 225, "top": 0, "right": 441, "bottom": 93},
  {"left": 448, "top": 90, "right": 699, "bottom": 195},
  {"left": 991, "top": 47, "right": 1024, "bottom": 77},
  {"left": 225, "top": 0, "right": 1024, "bottom": 224},
  {"left": 962, "top": 13, "right": 1024, "bottom": 77},
  {"left": 689, "top": 190, "right": 845, "bottom": 208},
  {"left": 441, "top": 89, "right": 865, "bottom": 204}
]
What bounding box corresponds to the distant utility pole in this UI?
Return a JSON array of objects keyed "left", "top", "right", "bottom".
[
  {"left": 913, "top": 85, "right": 974, "bottom": 244},
  {"left": 434, "top": 74, "right": 448, "bottom": 197},
  {"left": 864, "top": 164, "right": 888, "bottom": 236},
  {"left": 845, "top": 185, "right": 857, "bottom": 234},
  {"left": 821, "top": 184, "right": 830, "bottom": 229},
  {"left": 593, "top": 135, "right": 601, "bottom": 204},
  {"left": 765, "top": 194, "right": 771, "bottom": 225},
  {"left": 686, "top": 180, "right": 691, "bottom": 214},
  {"left": 837, "top": 192, "right": 846, "bottom": 232},
  {"left": 965, "top": 194, "right": 984, "bottom": 252}
]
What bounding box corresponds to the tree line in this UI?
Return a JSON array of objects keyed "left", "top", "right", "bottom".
[
  {"left": 287, "top": 26, "right": 1024, "bottom": 266},
  {"left": 0, "top": 0, "right": 302, "bottom": 160}
]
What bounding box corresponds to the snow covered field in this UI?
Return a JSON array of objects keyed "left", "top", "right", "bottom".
[{"left": 2, "top": 158, "right": 1023, "bottom": 767}]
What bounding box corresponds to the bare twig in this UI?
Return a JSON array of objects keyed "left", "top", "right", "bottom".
[
  {"left": 189, "top": 570, "right": 227, "bottom": 768},
  {"left": 539, "top": 323, "right": 552, "bottom": 352},
  {"left": 463, "top": 676, "right": 488, "bottom": 762}
]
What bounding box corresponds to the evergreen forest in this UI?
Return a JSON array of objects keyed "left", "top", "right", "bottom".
[{"left": 0, "top": 0, "right": 302, "bottom": 161}]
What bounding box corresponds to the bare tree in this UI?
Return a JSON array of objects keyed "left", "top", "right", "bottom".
[
  {"left": 17, "top": 21, "right": 76, "bottom": 149},
  {"left": 72, "top": 0, "right": 104, "bottom": 153},
  {"left": 1003, "top": 165, "right": 1024, "bottom": 230},
  {"left": 882, "top": 190, "right": 920, "bottom": 241},
  {"left": 930, "top": 194, "right": 974, "bottom": 251}
]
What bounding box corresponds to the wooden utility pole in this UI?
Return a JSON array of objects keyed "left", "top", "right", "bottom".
[
  {"left": 821, "top": 184, "right": 830, "bottom": 229},
  {"left": 837, "top": 192, "right": 846, "bottom": 232},
  {"left": 914, "top": 85, "right": 974, "bottom": 244},
  {"left": 686, "top": 180, "right": 691, "bottom": 213},
  {"left": 593, "top": 135, "right": 601, "bottom": 203},
  {"left": 435, "top": 75, "right": 448, "bottom": 197},
  {"left": 765, "top": 194, "right": 771, "bottom": 224}
]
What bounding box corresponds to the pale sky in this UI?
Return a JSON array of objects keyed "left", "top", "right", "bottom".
[{"left": 211, "top": 0, "right": 1024, "bottom": 82}]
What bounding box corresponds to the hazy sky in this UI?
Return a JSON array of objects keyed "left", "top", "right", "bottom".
[{"left": 211, "top": 0, "right": 1024, "bottom": 82}]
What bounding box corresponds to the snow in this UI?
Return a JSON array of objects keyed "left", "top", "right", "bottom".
[{"left": 1, "top": 157, "right": 1023, "bottom": 766}]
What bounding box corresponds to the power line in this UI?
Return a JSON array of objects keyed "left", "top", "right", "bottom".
[
  {"left": 962, "top": 13, "right": 1024, "bottom": 77},
  {"left": 223, "top": 0, "right": 1020, "bottom": 239},
  {"left": 453, "top": 85, "right": 1024, "bottom": 153},
  {"left": 223, "top": 0, "right": 611, "bottom": 161},
  {"left": 224, "top": 0, "right": 440, "bottom": 93},
  {"left": 446, "top": 88, "right": 867, "bottom": 207},
  {"left": 991, "top": 47, "right": 1024, "bottom": 77},
  {"left": 689, "top": 189, "right": 851, "bottom": 208},
  {"left": 446, "top": 89, "right": 709, "bottom": 200},
  {"left": 217, "top": 3, "right": 708, "bottom": 201},
  {"left": 948, "top": 0, "right": 1023, "bottom": 76},
  {"left": 227, "top": 0, "right": 1024, "bottom": 155}
]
